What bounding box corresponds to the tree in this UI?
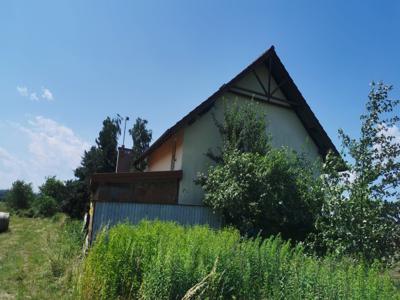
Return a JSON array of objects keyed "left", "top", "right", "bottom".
[
  {"left": 75, "top": 116, "right": 122, "bottom": 181},
  {"left": 61, "top": 180, "right": 89, "bottom": 219},
  {"left": 39, "top": 176, "right": 66, "bottom": 207},
  {"left": 129, "top": 117, "right": 152, "bottom": 171},
  {"left": 207, "top": 100, "right": 270, "bottom": 162},
  {"left": 69, "top": 115, "right": 122, "bottom": 218},
  {"left": 0, "top": 190, "right": 9, "bottom": 201},
  {"left": 96, "top": 116, "right": 122, "bottom": 173},
  {"left": 339, "top": 82, "right": 400, "bottom": 201},
  {"left": 313, "top": 82, "right": 400, "bottom": 262},
  {"left": 75, "top": 116, "right": 122, "bottom": 180},
  {"left": 5, "top": 180, "right": 35, "bottom": 210},
  {"left": 74, "top": 146, "right": 103, "bottom": 183}
]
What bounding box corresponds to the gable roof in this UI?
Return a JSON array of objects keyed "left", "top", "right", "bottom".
[{"left": 139, "top": 46, "right": 339, "bottom": 161}]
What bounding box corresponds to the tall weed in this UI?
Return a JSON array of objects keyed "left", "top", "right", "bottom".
[{"left": 77, "top": 221, "right": 399, "bottom": 299}]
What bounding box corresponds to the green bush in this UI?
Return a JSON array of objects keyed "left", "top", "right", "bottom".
[
  {"left": 198, "top": 149, "right": 323, "bottom": 241},
  {"left": 198, "top": 99, "right": 323, "bottom": 241},
  {"left": 33, "top": 195, "right": 58, "bottom": 217},
  {"left": 77, "top": 221, "right": 399, "bottom": 299},
  {"left": 5, "top": 180, "right": 35, "bottom": 210},
  {"left": 39, "top": 176, "right": 67, "bottom": 207}
]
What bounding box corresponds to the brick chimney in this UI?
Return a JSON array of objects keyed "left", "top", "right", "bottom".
[{"left": 116, "top": 146, "right": 133, "bottom": 173}]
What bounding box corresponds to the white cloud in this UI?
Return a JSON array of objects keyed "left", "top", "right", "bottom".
[
  {"left": 18, "top": 116, "right": 90, "bottom": 170},
  {"left": 30, "top": 92, "right": 39, "bottom": 101},
  {"left": 16, "top": 86, "right": 54, "bottom": 101},
  {"left": 41, "top": 88, "right": 54, "bottom": 101},
  {"left": 16, "top": 86, "right": 29, "bottom": 97},
  {"left": 1, "top": 117, "right": 90, "bottom": 189}
]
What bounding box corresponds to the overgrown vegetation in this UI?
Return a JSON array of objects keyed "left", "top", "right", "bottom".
[
  {"left": 0, "top": 207, "right": 83, "bottom": 299},
  {"left": 199, "top": 149, "right": 323, "bottom": 241},
  {"left": 199, "top": 84, "right": 400, "bottom": 264},
  {"left": 199, "top": 101, "right": 324, "bottom": 241},
  {"left": 78, "top": 221, "right": 399, "bottom": 299}
]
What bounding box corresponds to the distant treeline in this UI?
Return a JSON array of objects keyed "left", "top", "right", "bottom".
[{"left": 0, "top": 190, "right": 9, "bottom": 201}]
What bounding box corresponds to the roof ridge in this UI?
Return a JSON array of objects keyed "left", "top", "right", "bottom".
[{"left": 137, "top": 46, "right": 338, "bottom": 163}]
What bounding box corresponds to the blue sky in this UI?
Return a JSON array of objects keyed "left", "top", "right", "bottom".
[{"left": 0, "top": 0, "right": 399, "bottom": 189}]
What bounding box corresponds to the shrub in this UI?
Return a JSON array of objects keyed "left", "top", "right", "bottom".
[
  {"left": 77, "top": 221, "right": 399, "bottom": 299},
  {"left": 198, "top": 149, "right": 323, "bottom": 241},
  {"left": 5, "top": 180, "right": 35, "bottom": 210},
  {"left": 199, "top": 99, "right": 323, "bottom": 241},
  {"left": 33, "top": 195, "right": 58, "bottom": 217}
]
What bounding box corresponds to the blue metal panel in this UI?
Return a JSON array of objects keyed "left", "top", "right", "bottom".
[{"left": 92, "top": 202, "right": 222, "bottom": 240}]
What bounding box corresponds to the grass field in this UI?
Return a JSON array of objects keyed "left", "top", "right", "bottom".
[{"left": 0, "top": 202, "right": 82, "bottom": 299}]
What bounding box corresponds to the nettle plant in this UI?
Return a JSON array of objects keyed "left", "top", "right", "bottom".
[{"left": 315, "top": 82, "right": 400, "bottom": 263}]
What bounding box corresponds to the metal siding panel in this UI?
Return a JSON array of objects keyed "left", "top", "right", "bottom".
[{"left": 91, "top": 202, "right": 222, "bottom": 240}]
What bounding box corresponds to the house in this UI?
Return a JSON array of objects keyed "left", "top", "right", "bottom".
[{"left": 88, "top": 46, "right": 338, "bottom": 242}]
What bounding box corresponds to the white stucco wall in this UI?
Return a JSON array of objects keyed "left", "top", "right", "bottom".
[
  {"left": 178, "top": 64, "right": 321, "bottom": 205},
  {"left": 178, "top": 101, "right": 224, "bottom": 205}
]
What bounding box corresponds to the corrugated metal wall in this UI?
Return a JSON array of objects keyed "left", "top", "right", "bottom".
[{"left": 91, "top": 202, "right": 222, "bottom": 241}]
